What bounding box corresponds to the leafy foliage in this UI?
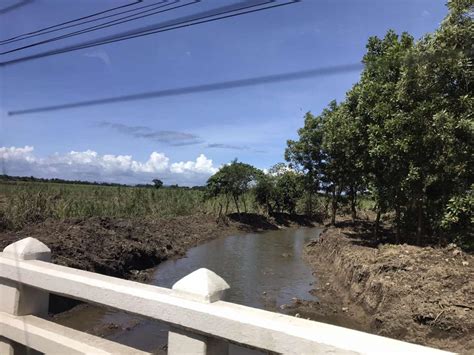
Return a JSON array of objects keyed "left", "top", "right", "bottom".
[
  {"left": 441, "top": 186, "right": 474, "bottom": 250},
  {"left": 254, "top": 163, "right": 302, "bottom": 214},
  {"left": 285, "top": 0, "right": 473, "bottom": 246},
  {"left": 206, "top": 160, "right": 260, "bottom": 215},
  {"left": 152, "top": 179, "right": 163, "bottom": 189}
]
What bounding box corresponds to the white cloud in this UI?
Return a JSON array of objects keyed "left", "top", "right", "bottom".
[
  {"left": 170, "top": 154, "right": 217, "bottom": 174},
  {"left": 0, "top": 146, "right": 35, "bottom": 162},
  {"left": 133, "top": 152, "right": 170, "bottom": 173},
  {"left": 0, "top": 146, "right": 217, "bottom": 186}
]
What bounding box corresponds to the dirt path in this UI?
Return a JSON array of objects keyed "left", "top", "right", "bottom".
[{"left": 299, "top": 221, "right": 474, "bottom": 353}]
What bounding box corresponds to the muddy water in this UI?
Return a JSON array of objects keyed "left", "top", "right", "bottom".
[{"left": 55, "top": 227, "right": 322, "bottom": 353}]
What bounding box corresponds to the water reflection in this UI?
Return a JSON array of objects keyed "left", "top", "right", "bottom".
[{"left": 57, "top": 227, "right": 321, "bottom": 353}]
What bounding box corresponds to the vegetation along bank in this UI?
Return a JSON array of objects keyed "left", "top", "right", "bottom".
[{"left": 0, "top": 0, "right": 471, "bottom": 351}]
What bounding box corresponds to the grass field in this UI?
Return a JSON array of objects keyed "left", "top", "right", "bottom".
[
  {"left": 0, "top": 180, "right": 376, "bottom": 231},
  {"left": 0, "top": 181, "right": 258, "bottom": 230},
  {"left": 0, "top": 180, "right": 266, "bottom": 230}
]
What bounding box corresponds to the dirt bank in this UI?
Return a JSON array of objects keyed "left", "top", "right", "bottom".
[
  {"left": 0, "top": 212, "right": 316, "bottom": 314},
  {"left": 0, "top": 212, "right": 315, "bottom": 280},
  {"left": 302, "top": 222, "right": 473, "bottom": 353}
]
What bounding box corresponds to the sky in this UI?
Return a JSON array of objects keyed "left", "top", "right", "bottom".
[{"left": 0, "top": 0, "right": 448, "bottom": 185}]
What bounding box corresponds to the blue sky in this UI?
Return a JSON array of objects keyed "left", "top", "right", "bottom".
[{"left": 0, "top": 0, "right": 447, "bottom": 185}]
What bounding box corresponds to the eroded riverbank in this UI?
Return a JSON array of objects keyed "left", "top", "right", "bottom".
[
  {"left": 2, "top": 213, "right": 470, "bottom": 353},
  {"left": 0, "top": 213, "right": 316, "bottom": 281},
  {"left": 302, "top": 222, "right": 474, "bottom": 353}
]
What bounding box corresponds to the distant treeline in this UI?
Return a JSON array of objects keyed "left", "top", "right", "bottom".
[
  {"left": 0, "top": 174, "right": 205, "bottom": 190},
  {"left": 0, "top": 174, "right": 130, "bottom": 187}
]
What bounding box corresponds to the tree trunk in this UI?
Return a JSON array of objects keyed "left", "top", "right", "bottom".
[
  {"left": 325, "top": 190, "right": 330, "bottom": 218},
  {"left": 233, "top": 195, "right": 240, "bottom": 216},
  {"left": 395, "top": 203, "right": 401, "bottom": 244},
  {"left": 242, "top": 197, "right": 247, "bottom": 213},
  {"left": 217, "top": 202, "right": 223, "bottom": 223},
  {"left": 224, "top": 197, "right": 229, "bottom": 215},
  {"left": 331, "top": 188, "right": 337, "bottom": 225},
  {"left": 266, "top": 202, "right": 272, "bottom": 216},
  {"left": 350, "top": 187, "right": 357, "bottom": 222},
  {"left": 308, "top": 191, "right": 313, "bottom": 217},
  {"left": 373, "top": 208, "right": 381, "bottom": 239}
]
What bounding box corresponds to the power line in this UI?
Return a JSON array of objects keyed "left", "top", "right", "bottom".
[
  {"left": 0, "top": 0, "right": 295, "bottom": 67},
  {"left": 0, "top": 0, "right": 143, "bottom": 42},
  {"left": 0, "top": 0, "right": 171, "bottom": 46},
  {"left": 0, "top": 0, "right": 264, "bottom": 59},
  {"left": 1, "top": 0, "right": 269, "bottom": 55},
  {"left": 1, "top": 0, "right": 190, "bottom": 55},
  {"left": 7, "top": 63, "right": 363, "bottom": 116}
]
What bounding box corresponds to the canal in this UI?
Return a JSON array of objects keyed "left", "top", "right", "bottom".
[{"left": 55, "top": 227, "right": 322, "bottom": 353}]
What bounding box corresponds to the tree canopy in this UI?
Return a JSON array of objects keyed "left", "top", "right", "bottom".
[
  {"left": 285, "top": 0, "right": 473, "bottom": 247},
  {"left": 206, "top": 159, "right": 260, "bottom": 216},
  {"left": 205, "top": 1, "right": 472, "bottom": 248}
]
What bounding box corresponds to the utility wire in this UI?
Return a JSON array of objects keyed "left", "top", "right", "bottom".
[
  {"left": 0, "top": 0, "right": 143, "bottom": 43},
  {"left": 0, "top": 0, "right": 170, "bottom": 46},
  {"left": 0, "top": 0, "right": 296, "bottom": 67},
  {"left": 1, "top": 0, "right": 267, "bottom": 55},
  {"left": 1, "top": 0, "right": 189, "bottom": 54},
  {"left": 7, "top": 63, "right": 363, "bottom": 116}
]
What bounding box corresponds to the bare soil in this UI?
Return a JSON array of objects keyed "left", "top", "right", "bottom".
[
  {"left": 0, "top": 213, "right": 315, "bottom": 280},
  {"left": 2, "top": 212, "right": 472, "bottom": 353},
  {"left": 300, "top": 219, "right": 474, "bottom": 353},
  {"left": 0, "top": 212, "right": 316, "bottom": 315}
]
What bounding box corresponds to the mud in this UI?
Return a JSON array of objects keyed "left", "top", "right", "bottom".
[
  {"left": 0, "top": 212, "right": 317, "bottom": 315},
  {"left": 0, "top": 213, "right": 315, "bottom": 280},
  {"left": 2, "top": 212, "right": 471, "bottom": 352},
  {"left": 302, "top": 221, "right": 474, "bottom": 353}
]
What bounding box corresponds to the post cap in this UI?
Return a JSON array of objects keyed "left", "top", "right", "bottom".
[
  {"left": 3, "top": 237, "right": 51, "bottom": 261},
  {"left": 172, "top": 268, "right": 230, "bottom": 303}
]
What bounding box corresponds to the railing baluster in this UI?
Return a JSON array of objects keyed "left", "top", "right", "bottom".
[
  {"left": 0, "top": 238, "right": 454, "bottom": 355},
  {"left": 0, "top": 237, "right": 51, "bottom": 355},
  {"left": 168, "top": 268, "right": 230, "bottom": 355}
]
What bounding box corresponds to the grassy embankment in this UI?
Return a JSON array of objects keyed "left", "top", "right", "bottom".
[
  {"left": 0, "top": 180, "right": 262, "bottom": 231},
  {"left": 0, "top": 179, "right": 317, "bottom": 288}
]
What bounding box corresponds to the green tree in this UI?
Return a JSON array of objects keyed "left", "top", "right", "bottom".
[
  {"left": 274, "top": 169, "right": 302, "bottom": 214},
  {"left": 399, "top": 0, "right": 472, "bottom": 242},
  {"left": 284, "top": 0, "right": 472, "bottom": 246},
  {"left": 285, "top": 112, "right": 326, "bottom": 215},
  {"left": 355, "top": 30, "right": 415, "bottom": 238},
  {"left": 441, "top": 186, "right": 474, "bottom": 250},
  {"left": 152, "top": 179, "right": 163, "bottom": 189},
  {"left": 255, "top": 163, "right": 302, "bottom": 215},
  {"left": 206, "top": 160, "right": 260, "bottom": 217},
  {"left": 322, "top": 100, "right": 366, "bottom": 224},
  {"left": 254, "top": 173, "right": 276, "bottom": 215}
]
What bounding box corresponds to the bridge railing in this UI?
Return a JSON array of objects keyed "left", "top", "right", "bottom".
[{"left": 0, "top": 237, "right": 453, "bottom": 354}]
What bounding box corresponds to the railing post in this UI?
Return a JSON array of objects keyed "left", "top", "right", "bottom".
[
  {"left": 0, "top": 237, "right": 51, "bottom": 354},
  {"left": 168, "top": 268, "right": 230, "bottom": 355}
]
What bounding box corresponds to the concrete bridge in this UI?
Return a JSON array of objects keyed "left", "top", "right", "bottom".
[{"left": 0, "top": 237, "right": 453, "bottom": 354}]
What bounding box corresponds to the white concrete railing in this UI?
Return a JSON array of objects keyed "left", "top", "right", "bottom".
[{"left": 0, "top": 238, "right": 454, "bottom": 355}]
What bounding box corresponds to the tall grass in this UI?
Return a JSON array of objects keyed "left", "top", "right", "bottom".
[
  {"left": 0, "top": 181, "right": 259, "bottom": 230},
  {"left": 0, "top": 181, "right": 375, "bottom": 231},
  {"left": 0, "top": 181, "right": 205, "bottom": 229}
]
